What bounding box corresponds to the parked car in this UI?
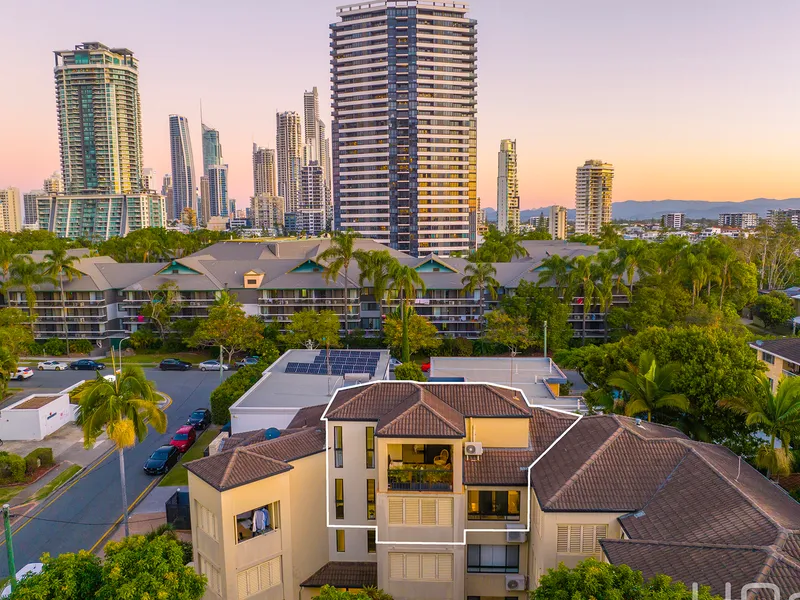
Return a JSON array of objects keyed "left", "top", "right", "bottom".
[
  {"left": 37, "top": 360, "right": 69, "bottom": 371},
  {"left": 187, "top": 408, "right": 212, "bottom": 430},
  {"left": 12, "top": 367, "right": 33, "bottom": 381},
  {"left": 198, "top": 360, "right": 228, "bottom": 372},
  {"left": 421, "top": 361, "right": 431, "bottom": 373},
  {"left": 159, "top": 358, "right": 192, "bottom": 371},
  {"left": 1, "top": 563, "right": 43, "bottom": 598},
  {"left": 69, "top": 359, "right": 105, "bottom": 371},
  {"left": 388, "top": 358, "right": 402, "bottom": 370},
  {"left": 169, "top": 425, "right": 196, "bottom": 453},
  {"left": 143, "top": 445, "right": 180, "bottom": 475},
  {"left": 235, "top": 356, "right": 260, "bottom": 369}
]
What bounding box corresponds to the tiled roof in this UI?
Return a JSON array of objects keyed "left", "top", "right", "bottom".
[
  {"left": 287, "top": 404, "right": 327, "bottom": 429},
  {"left": 300, "top": 561, "right": 377, "bottom": 589},
  {"left": 186, "top": 427, "right": 324, "bottom": 491},
  {"left": 376, "top": 390, "right": 466, "bottom": 438},
  {"left": 751, "top": 338, "right": 800, "bottom": 364}
]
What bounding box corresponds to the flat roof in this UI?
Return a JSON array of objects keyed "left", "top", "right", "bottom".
[
  {"left": 232, "top": 349, "right": 391, "bottom": 410},
  {"left": 12, "top": 395, "right": 63, "bottom": 410}
]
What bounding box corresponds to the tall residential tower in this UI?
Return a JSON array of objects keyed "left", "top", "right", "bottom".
[
  {"left": 276, "top": 111, "right": 303, "bottom": 215},
  {"left": 331, "top": 1, "right": 477, "bottom": 255},
  {"left": 169, "top": 114, "right": 197, "bottom": 220},
  {"left": 496, "top": 139, "right": 519, "bottom": 233},
  {"left": 575, "top": 160, "right": 614, "bottom": 235},
  {"left": 253, "top": 144, "right": 277, "bottom": 197}
]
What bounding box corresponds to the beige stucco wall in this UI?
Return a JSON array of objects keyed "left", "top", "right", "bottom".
[
  {"left": 468, "top": 418, "right": 529, "bottom": 448},
  {"left": 760, "top": 349, "right": 787, "bottom": 392},
  {"left": 377, "top": 544, "right": 465, "bottom": 600}
]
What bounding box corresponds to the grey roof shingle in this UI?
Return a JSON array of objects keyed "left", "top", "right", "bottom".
[{"left": 751, "top": 338, "right": 800, "bottom": 365}]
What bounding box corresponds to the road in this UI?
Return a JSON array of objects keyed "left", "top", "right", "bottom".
[{"left": 0, "top": 366, "right": 231, "bottom": 575}]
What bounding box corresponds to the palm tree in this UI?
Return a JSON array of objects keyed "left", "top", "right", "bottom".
[
  {"left": 42, "top": 246, "right": 84, "bottom": 356},
  {"left": 461, "top": 262, "right": 499, "bottom": 336},
  {"left": 354, "top": 250, "right": 398, "bottom": 332},
  {"left": 608, "top": 351, "right": 690, "bottom": 422},
  {"left": 719, "top": 374, "right": 800, "bottom": 477},
  {"left": 135, "top": 235, "right": 164, "bottom": 263},
  {"left": 537, "top": 254, "right": 574, "bottom": 299},
  {"left": 318, "top": 230, "right": 361, "bottom": 334},
  {"left": 568, "top": 255, "right": 598, "bottom": 345},
  {"left": 0, "top": 346, "right": 17, "bottom": 402},
  {"left": 0, "top": 238, "right": 16, "bottom": 278},
  {"left": 501, "top": 232, "right": 528, "bottom": 261},
  {"left": 388, "top": 262, "right": 426, "bottom": 362},
  {"left": 619, "top": 239, "right": 654, "bottom": 290},
  {"left": 5, "top": 256, "right": 50, "bottom": 335},
  {"left": 80, "top": 364, "right": 167, "bottom": 536}
]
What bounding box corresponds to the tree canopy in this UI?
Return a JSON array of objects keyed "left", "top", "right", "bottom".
[{"left": 383, "top": 308, "right": 441, "bottom": 357}]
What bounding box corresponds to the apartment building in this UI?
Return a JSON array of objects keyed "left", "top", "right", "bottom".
[
  {"left": 186, "top": 381, "right": 800, "bottom": 600},
  {"left": 497, "top": 140, "right": 520, "bottom": 234},
  {"left": 718, "top": 212, "right": 758, "bottom": 229},
  {"left": 574, "top": 160, "right": 613, "bottom": 235},
  {"left": 170, "top": 114, "right": 197, "bottom": 218},
  {"left": 751, "top": 338, "right": 800, "bottom": 392},
  {"left": 548, "top": 205, "right": 567, "bottom": 240},
  {"left": 0, "top": 188, "right": 23, "bottom": 233},
  {"left": 661, "top": 212, "right": 684, "bottom": 230},
  {"left": 251, "top": 195, "right": 285, "bottom": 234}
]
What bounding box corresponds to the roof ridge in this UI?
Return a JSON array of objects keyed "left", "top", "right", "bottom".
[
  {"left": 478, "top": 383, "right": 529, "bottom": 415},
  {"left": 601, "top": 538, "right": 774, "bottom": 552},
  {"left": 413, "top": 401, "right": 463, "bottom": 435}
]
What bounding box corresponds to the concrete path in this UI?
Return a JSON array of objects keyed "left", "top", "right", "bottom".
[{"left": 132, "top": 485, "right": 182, "bottom": 515}]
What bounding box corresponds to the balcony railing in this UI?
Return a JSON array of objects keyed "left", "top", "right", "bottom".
[
  {"left": 387, "top": 467, "right": 453, "bottom": 492},
  {"left": 783, "top": 369, "right": 798, "bottom": 378}
]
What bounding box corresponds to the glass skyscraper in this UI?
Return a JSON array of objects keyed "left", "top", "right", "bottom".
[{"left": 169, "top": 114, "right": 196, "bottom": 220}]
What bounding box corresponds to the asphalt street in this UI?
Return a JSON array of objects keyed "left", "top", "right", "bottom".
[{"left": 0, "top": 366, "right": 231, "bottom": 575}]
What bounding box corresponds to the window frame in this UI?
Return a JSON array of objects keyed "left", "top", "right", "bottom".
[
  {"left": 367, "top": 478, "right": 376, "bottom": 520},
  {"left": 335, "top": 478, "right": 345, "bottom": 519},
  {"left": 466, "top": 544, "right": 520, "bottom": 573},
  {"left": 366, "top": 426, "right": 375, "bottom": 468},
  {"left": 467, "top": 490, "right": 521, "bottom": 521},
  {"left": 336, "top": 529, "right": 346, "bottom": 552},
  {"left": 367, "top": 529, "right": 377, "bottom": 553},
  {"left": 334, "top": 426, "right": 344, "bottom": 468}
]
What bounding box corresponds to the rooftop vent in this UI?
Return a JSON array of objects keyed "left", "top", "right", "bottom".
[{"left": 635, "top": 418, "right": 644, "bottom": 428}]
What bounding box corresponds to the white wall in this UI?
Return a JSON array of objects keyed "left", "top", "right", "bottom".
[
  {"left": 0, "top": 394, "right": 73, "bottom": 441},
  {"left": 229, "top": 407, "right": 299, "bottom": 435}
]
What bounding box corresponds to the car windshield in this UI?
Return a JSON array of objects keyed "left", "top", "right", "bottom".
[
  {"left": 173, "top": 433, "right": 189, "bottom": 441},
  {"left": 152, "top": 449, "right": 171, "bottom": 459},
  {"left": 191, "top": 411, "right": 206, "bottom": 419}
]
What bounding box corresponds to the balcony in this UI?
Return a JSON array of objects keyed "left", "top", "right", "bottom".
[{"left": 388, "top": 466, "right": 453, "bottom": 492}]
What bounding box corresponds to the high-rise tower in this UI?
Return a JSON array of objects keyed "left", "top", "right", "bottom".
[
  {"left": 497, "top": 139, "right": 519, "bottom": 233},
  {"left": 253, "top": 144, "right": 277, "bottom": 197},
  {"left": 331, "top": 1, "right": 477, "bottom": 255},
  {"left": 201, "top": 124, "right": 222, "bottom": 175},
  {"left": 169, "top": 114, "right": 196, "bottom": 220},
  {"left": 54, "top": 42, "right": 143, "bottom": 194},
  {"left": 303, "top": 87, "right": 321, "bottom": 163},
  {"left": 575, "top": 160, "right": 614, "bottom": 235},
  {"left": 276, "top": 111, "right": 303, "bottom": 214},
  {"left": 207, "top": 164, "right": 229, "bottom": 218}
]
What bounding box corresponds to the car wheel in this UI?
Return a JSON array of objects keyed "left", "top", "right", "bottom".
[
  {"left": 38, "top": 366, "right": 43, "bottom": 371},
  {"left": 200, "top": 366, "right": 206, "bottom": 371},
  {"left": 56, "top": 367, "right": 62, "bottom": 371}
]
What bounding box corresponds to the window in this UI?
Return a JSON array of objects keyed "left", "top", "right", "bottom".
[
  {"left": 236, "top": 556, "right": 281, "bottom": 598},
  {"left": 246, "top": 278, "right": 257, "bottom": 285},
  {"left": 367, "top": 529, "right": 376, "bottom": 553},
  {"left": 556, "top": 524, "right": 608, "bottom": 555},
  {"left": 334, "top": 426, "right": 343, "bottom": 468},
  {"left": 335, "top": 479, "right": 344, "bottom": 519},
  {"left": 467, "top": 545, "right": 520, "bottom": 573},
  {"left": 367, "top": 479, "right": 376, "bottom": 520},
  {"left": 235, "top": 502, "right": 280, "bottom": 544},
  {"left": 195, "top": 501, "right": 218, "bottom": 541},
  {"left": 468, "top": 490, "right": 520, "bottom": 520},
  {"left": 366, "top": 426, "right": 375, "bottom": 468},
  {"left": 388, "top": 497, "right": 452, "bottom": 526},
  {"left": 198, "top": 554, "right": 221, "bottom": 595},
  {"left": 389, "top": 553, "right": 453, "bottom": 581},
  {"left": 336, "top": 529, "right": 346, "bottom": 552},
  {"left": 762, "top": 352, "right": 775, "bottom": 365}
]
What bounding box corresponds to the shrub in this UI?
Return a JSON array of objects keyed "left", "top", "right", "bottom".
[
  {"left": 24, "top": 447, "right": 54, "bottom": 474},
  {"left": 754, "top": 291, "right": 795, "bottom": 328},
  {"left": 394, "top": 363, "right": 426, "bottom": 382},
  {"left": 0, "top": 451, "right": 27, "bottom": 483},
  {"left": 130, "top": 328, "right": 160, "bottom": 351},
  {"left": 441, "top": 337, "right": 473, "bottom": 357},
  {"left": 210, "top": 361, "right": 270, "bottom": 425},
  {"left": 68, "top": 380, "right": 95, "bottom": 404},
  {"left": 69, "top": 339, "right": 93, "bottom": 355},
  {"left": 42, "top": 338, "right": 67, "bottom": 356},
  {"left": 27, "top": 341, "right": 45, "bottom": 356}
]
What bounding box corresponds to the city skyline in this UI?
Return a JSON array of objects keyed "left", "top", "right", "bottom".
[{"left": 2, "top": 0, "right": 800, "bottom": 209}]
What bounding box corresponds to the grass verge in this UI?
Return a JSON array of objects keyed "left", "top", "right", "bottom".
[
  {"left": 159, "top": 426, "right": 220, "bottom": 487},
  {"left": 34, "top": 464, "right": 82, "bottom": 502},
  {"left": 122, "top": 352, "right": 210, "bottom": 365},
  {"left": 0, "top": 486, "right": 25, "bottom": 505}
]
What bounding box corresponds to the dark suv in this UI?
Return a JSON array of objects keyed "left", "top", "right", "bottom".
[
  {"left": 186, "top": 408, "right": 212, "bottom": 430},
  {"left": 159, "top": 358, "right": 192, "bottom": 371},
  {"left": 69, "top": 359, "right": 106, "bottom": 371}
]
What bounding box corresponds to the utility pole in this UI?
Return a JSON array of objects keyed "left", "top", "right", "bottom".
[
  {"left": 219, "top": 345, "right": 226, "bottom": 384},
  {"left": 543, "top": 320, "right": 548, "bottom": 358},
  {"left": 3, "top": 504, "right": 15, "bottom": 592}
]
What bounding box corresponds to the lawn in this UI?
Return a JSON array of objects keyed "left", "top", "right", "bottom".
[
  {"left": 159, "top": 426, "right": 220, "bottom": 487},
  {"left": 0, "top": 485, "right": 25, "bottom": 505},
  {"left": 34, "top": 464, "right": 82, "bottom": 501}
]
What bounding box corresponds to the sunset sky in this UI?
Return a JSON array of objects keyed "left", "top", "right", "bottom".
[{"left": 2, "top": 0, "right": 799, "bottom": 211}]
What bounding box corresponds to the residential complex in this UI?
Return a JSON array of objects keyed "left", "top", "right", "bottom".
[
  {"left": 169, "top": 114, "right": 197, "bottom": 219},
  {"left": 185, "top": 379, "right": 800, "bottom": 600},
  {"left": 42, "top": 171, "right": 64, "bottom": 195},
  {"left": 718, "top": 212, "right": 758, "bottom": 229},
  {"left": 141, "top": 168, "right": 156, "bottom": 192},
  {"left": 253, "top": 145, "right": 277, "bottom": 197},
  {"left": 0, "top": 188, "right": 23, "bottom": 233},
  {"left": 54, "top": 42, "right": 143, "bottom": 195},
  {"left": 548, "top": 205, "right": 567, "bottom": 240},
  {"left": 661, "top": 212, "right": 684, "bottom": 230},
  {"left": 497, "top": 140, "right": 520, "bottom": 233},
  {"left": 768, "top": 208, "right": 800, "bottom": 229},
  {"left": 574, "top": 160, "right": 613, "bottom": 235},
  {"left": 298, "top": 162, "right": 327, "bottom": 235},
  {"left": 276, "top": 111, "right": 303, "bottom": 216},
  {"left": 208, "top": 165, "right": 230, "bottom": 219},
  {"left": 23, "top": 190, "right": 42, "bottom": 226},
  {"left": 251, "top": 195, "right": 285, "bottom": 234},
  {"left": 330, "top": 0, "right": 478, "bottom": 256}
]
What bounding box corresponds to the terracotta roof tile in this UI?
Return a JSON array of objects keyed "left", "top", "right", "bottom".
[
  {"left": 300, "top": 561, "right": 377, "bottom": 588},
  {"left": 376, "top": 389, "right": 466, "bottom": 438},
  {"left": 464, "top": 449, "right": 535, "bottom": 486},
  {"left": 287, "top": 404, "right": 327, "bottom": 429}
]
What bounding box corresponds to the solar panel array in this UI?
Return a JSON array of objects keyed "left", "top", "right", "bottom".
[{"left": 285, "top": 350, "right": 381, "bottom": 377}]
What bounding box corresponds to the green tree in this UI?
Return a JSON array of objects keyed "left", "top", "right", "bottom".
[
  {"left": 394, "top": 362, "right": 426, "bottom": 382},
  {"left": 0, "top": 307, "right": 34, "bottom": 358},
  {"left": 388, "top": 263, "right": 426, "bottom": 362},
  {"left": 384, "top": 309, "right": 440, "bottom": 358},
  {"left": 5, "top": 256, "right": 51, "bottom": 335},
  {"left": 531, "top": 558, "right": 719, "bottom": 600},
  {"left": 607, "top": 351, "right": 690, "bottom": 422},
  {"left": 41, "top": 245, "right": 84, "bottom": 355},
  {"left": 188, "top": 296, "right": 265, "bottom": 365},
  {"left": 354, "top": 249, "right": 398, "bottom": 329},
  {"left": 79, "top": 365, "right": 167, "bottom": 537},
  {"left": 472, "top": 227, "right": 528, "bottom": 262},
  {"left": 0, "top": 346, "right": 18, "bottom": 401},
  {"left": 719, "top": 374, "right": 800, "bottom": 477},
  {"left": 501, "top": 282, "right": 571, "bottom": 353},
  {"left": 461, "top": 262, "right": 499, "bottom": 335},
  {"left": 282, "top": 309, "right": 341, "bottom": 349},
  {"left": 485, "top": 311, "right": 530, "bottom": 356},
  {"left": 318, "top": 230, "right": 361, "bottom": 334},
  {"left": 140, "top": 280, "right": 184, "bottom": 343},
  {"left": 537, "top": 254, "right": 574, "bottom": 299},
  {"left": 568, "top": 255, "right": 597, "bottom": 345},
  {"left": 0, "top": 236, "right": 16, "bottom": 277},
  {"left": 313, "top": 585, "right": 393, "bottom": 600},
  {"left": 7, "top": 550, "right": 103, "bottom": 600},
  {"left": 753, "top": 291, "right": 794, "bottom": 328}
]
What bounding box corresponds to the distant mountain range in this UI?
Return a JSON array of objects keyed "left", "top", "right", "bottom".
[{"left": 484, "top": 198, "right": 800, "bottom": 223}]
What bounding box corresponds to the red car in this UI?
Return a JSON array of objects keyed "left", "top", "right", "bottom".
[
  {"left": 421, "top": 361, "right": 431, "bottom": 373},
  {"left": 169, "top": 425, "right": 196, "bottom": 453}
]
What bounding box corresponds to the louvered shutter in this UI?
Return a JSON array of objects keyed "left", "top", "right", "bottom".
[
  {"left": 258, "top": 563, "right": 270, "bottom": 590},
  {"left": 581, "top": 526, "right": 595, "bottom": 554},
  {"left": 569, "top": 525, "right": 581, "bottom": 553},
  {"left": 421, "top": 554, "right": 437, "bottom": 579},
  {"left": 594, "top": 525, "right": 608, "bottom": 553},
  {"left": 389, "top": 553, "right": 404, "bottom": 580},
  {"left": 438, "top": 498, "right": 453, "bottom": 525},
  {"left": 246, "top": 568, "right": 258, "bottom": 595},
  {"left": 405, "top": 499, "right": 420, "bottom": 525},
  {"left": 388, "top": 498, "right": 404, "bottom": 524},
  {"left": 421, "top": 498, "right": 437, "bottom": 525},
  {"left": 437, "top": 554, "right": 453, "bottom": 581},
  {"left": 556, "top": 525, "right": 569, "bottom": 553},
  {"left": 406, "top": 553, "right": 421, "bottom": 580},
  {"left": 237, "top": 571, "right": 249, "bottom": 599}
]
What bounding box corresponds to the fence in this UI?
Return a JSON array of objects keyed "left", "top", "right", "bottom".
[{"left": 165, "top": 490, "right": 191, "bottom": 530}]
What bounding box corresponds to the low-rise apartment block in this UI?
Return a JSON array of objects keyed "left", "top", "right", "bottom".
[
  {"left": 718, "top": 212, "right": 758, "bottom": 228},
  {"left": 186, "top": 381, "right": 800, "bottom": 600},
  {"left": 661, "top": 212, "right": 684, "bottom": 230},
  {"left": 751, "top": 338, "right": 800, "bottom": 392}
]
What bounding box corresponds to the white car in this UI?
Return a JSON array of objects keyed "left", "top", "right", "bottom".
[
  {"left": 37, "top": 360, "right": 69, "bottom": 371},
  {"left": 12, "top": 367, "right": 33, "bottom": 380},
  {"left": 388, "top": 358, "right": 403, "bottom": 370},
  {"left": 199, "top": 360, "right": 229, "bottom": 372},
  {"left": 1, "top": 563, "right": 43, "bottom": 597}
]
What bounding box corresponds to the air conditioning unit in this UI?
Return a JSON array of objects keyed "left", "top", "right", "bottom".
[
  {"left": 506, "top": 524, "right": 527, "bottom": 543},
  {"left": 505, "top": 574, "right": 526, "bottom": 591},
  {"left": 464, "top": 441, "right": 483, "bottom": 457}
]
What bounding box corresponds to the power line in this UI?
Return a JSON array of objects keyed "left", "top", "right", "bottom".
[{"left": 9, "top": 513, "right": 168, "bottom": 527}]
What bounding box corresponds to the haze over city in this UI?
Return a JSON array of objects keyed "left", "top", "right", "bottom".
[{"left": 2, "top": 0, "right": 799, "bottom": 209}]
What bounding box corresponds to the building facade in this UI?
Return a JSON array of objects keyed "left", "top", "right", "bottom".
[
  {"left": 548, "top": 205, "right": 567, "bottom": 240},
  {"left": 298, "top": 163, "right": 327, "bottom": 235},
  {"left": 661, "top": 212, "right": 684, "bottom": 230},
  {"left": 43, "top": 172, "right": 64, "bottom": 195},
  {"left": 54, "top": 43, "right": 143, "bottom": 195},
  {"left": 331, "top": 1, "right": 477, "bottom": 256},
  {"left": 304, "top": 87, "right": 322, "bottom": 163},
  {"left": 718, "top": 212, "right": 758, "bottom": 229},
  {"left": 23, "top": 191, "right": 42, "bottom": 226},
  {"left": 574, "top": 160, "right": 613, "bottom": 236},
  {"left": 497, "top": 140, "right": 520, "bottom": 234},
  {"left": 161, "top": 173, "right": 174, "bottom": 221},
  {"left": 276, "top": 111, "right": 303, "bottom": 215},
  {"left": 253, "top": 145, "right": 277, "bottom": 197},
  {"left": 0, "top": 188, "right": 23, "bottom": 233},
  {"left": 141, "top": 168, "right": 156, "bottom": 192},
  {"left": 202, "top": 124, "right": 223, "bottom": 175},
  {"left": 251, "top": 195, "right": 285, "bottom": 234},
  {"left": 169, "top": 114, "right": 197, "bottom": 219},
  {"left": 208, "top": 165, "right": 229, "bottom": 219}
]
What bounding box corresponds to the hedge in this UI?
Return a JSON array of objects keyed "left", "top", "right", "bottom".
[
  {"left": 210, "top": 361, "right": 270, "bottom": 425},
  {"left": 394, "top": 363, "right": 426, "bottom": 382},
  {"left": 24, "top": 447, "right": 54, "bottom": 475},
  {"left": 0, "top": 451, "right": 27, "bottom": 484}
]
